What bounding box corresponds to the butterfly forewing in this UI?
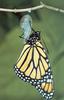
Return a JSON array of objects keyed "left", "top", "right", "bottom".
[{"left": 14, "top": 40, "right": 54, "bottom": 99}]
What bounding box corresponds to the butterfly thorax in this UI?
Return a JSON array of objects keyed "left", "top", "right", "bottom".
[{"left": 26, "top": 31, "right": 40, "bottom": 45}]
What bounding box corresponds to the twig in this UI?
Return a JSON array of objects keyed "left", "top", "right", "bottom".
[
  {"left": 0, "top": 2, "right": 64, "bottom": 13},
  {"left": 0, "top": 5, "right": 44, "bottom": 13}
]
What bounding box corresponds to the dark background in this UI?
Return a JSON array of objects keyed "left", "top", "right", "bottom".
[{"left": 0, "top": 0, "right": 64, "bottom": 100}]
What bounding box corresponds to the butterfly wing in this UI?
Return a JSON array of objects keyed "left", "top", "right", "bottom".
[
  {"left": 35, "top": 41, "right": 54, "bottom": 99},
  {"left": 14, "top": 41, "right": 54, "bottom": 99}
]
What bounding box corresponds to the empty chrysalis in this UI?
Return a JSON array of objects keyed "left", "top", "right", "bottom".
[{"left": 20, "top": 14, "right": 32, "bottom": 39}]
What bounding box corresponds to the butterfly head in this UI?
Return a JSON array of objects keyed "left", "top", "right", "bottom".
[{"left": 26, "top": 31, "right": 40, "bottom": 45}]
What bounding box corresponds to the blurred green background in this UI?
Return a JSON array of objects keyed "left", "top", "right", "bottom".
[{"left": 0, "top": 0, "right": 64, "bottom": 100}]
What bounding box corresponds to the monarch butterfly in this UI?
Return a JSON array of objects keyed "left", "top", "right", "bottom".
[{"left": 14, "top": 30, "right": 54, "bottom": 100}]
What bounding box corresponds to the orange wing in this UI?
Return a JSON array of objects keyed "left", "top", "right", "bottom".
[{"left": 14, "top": 41, "right": 54, "bottom": 99}]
